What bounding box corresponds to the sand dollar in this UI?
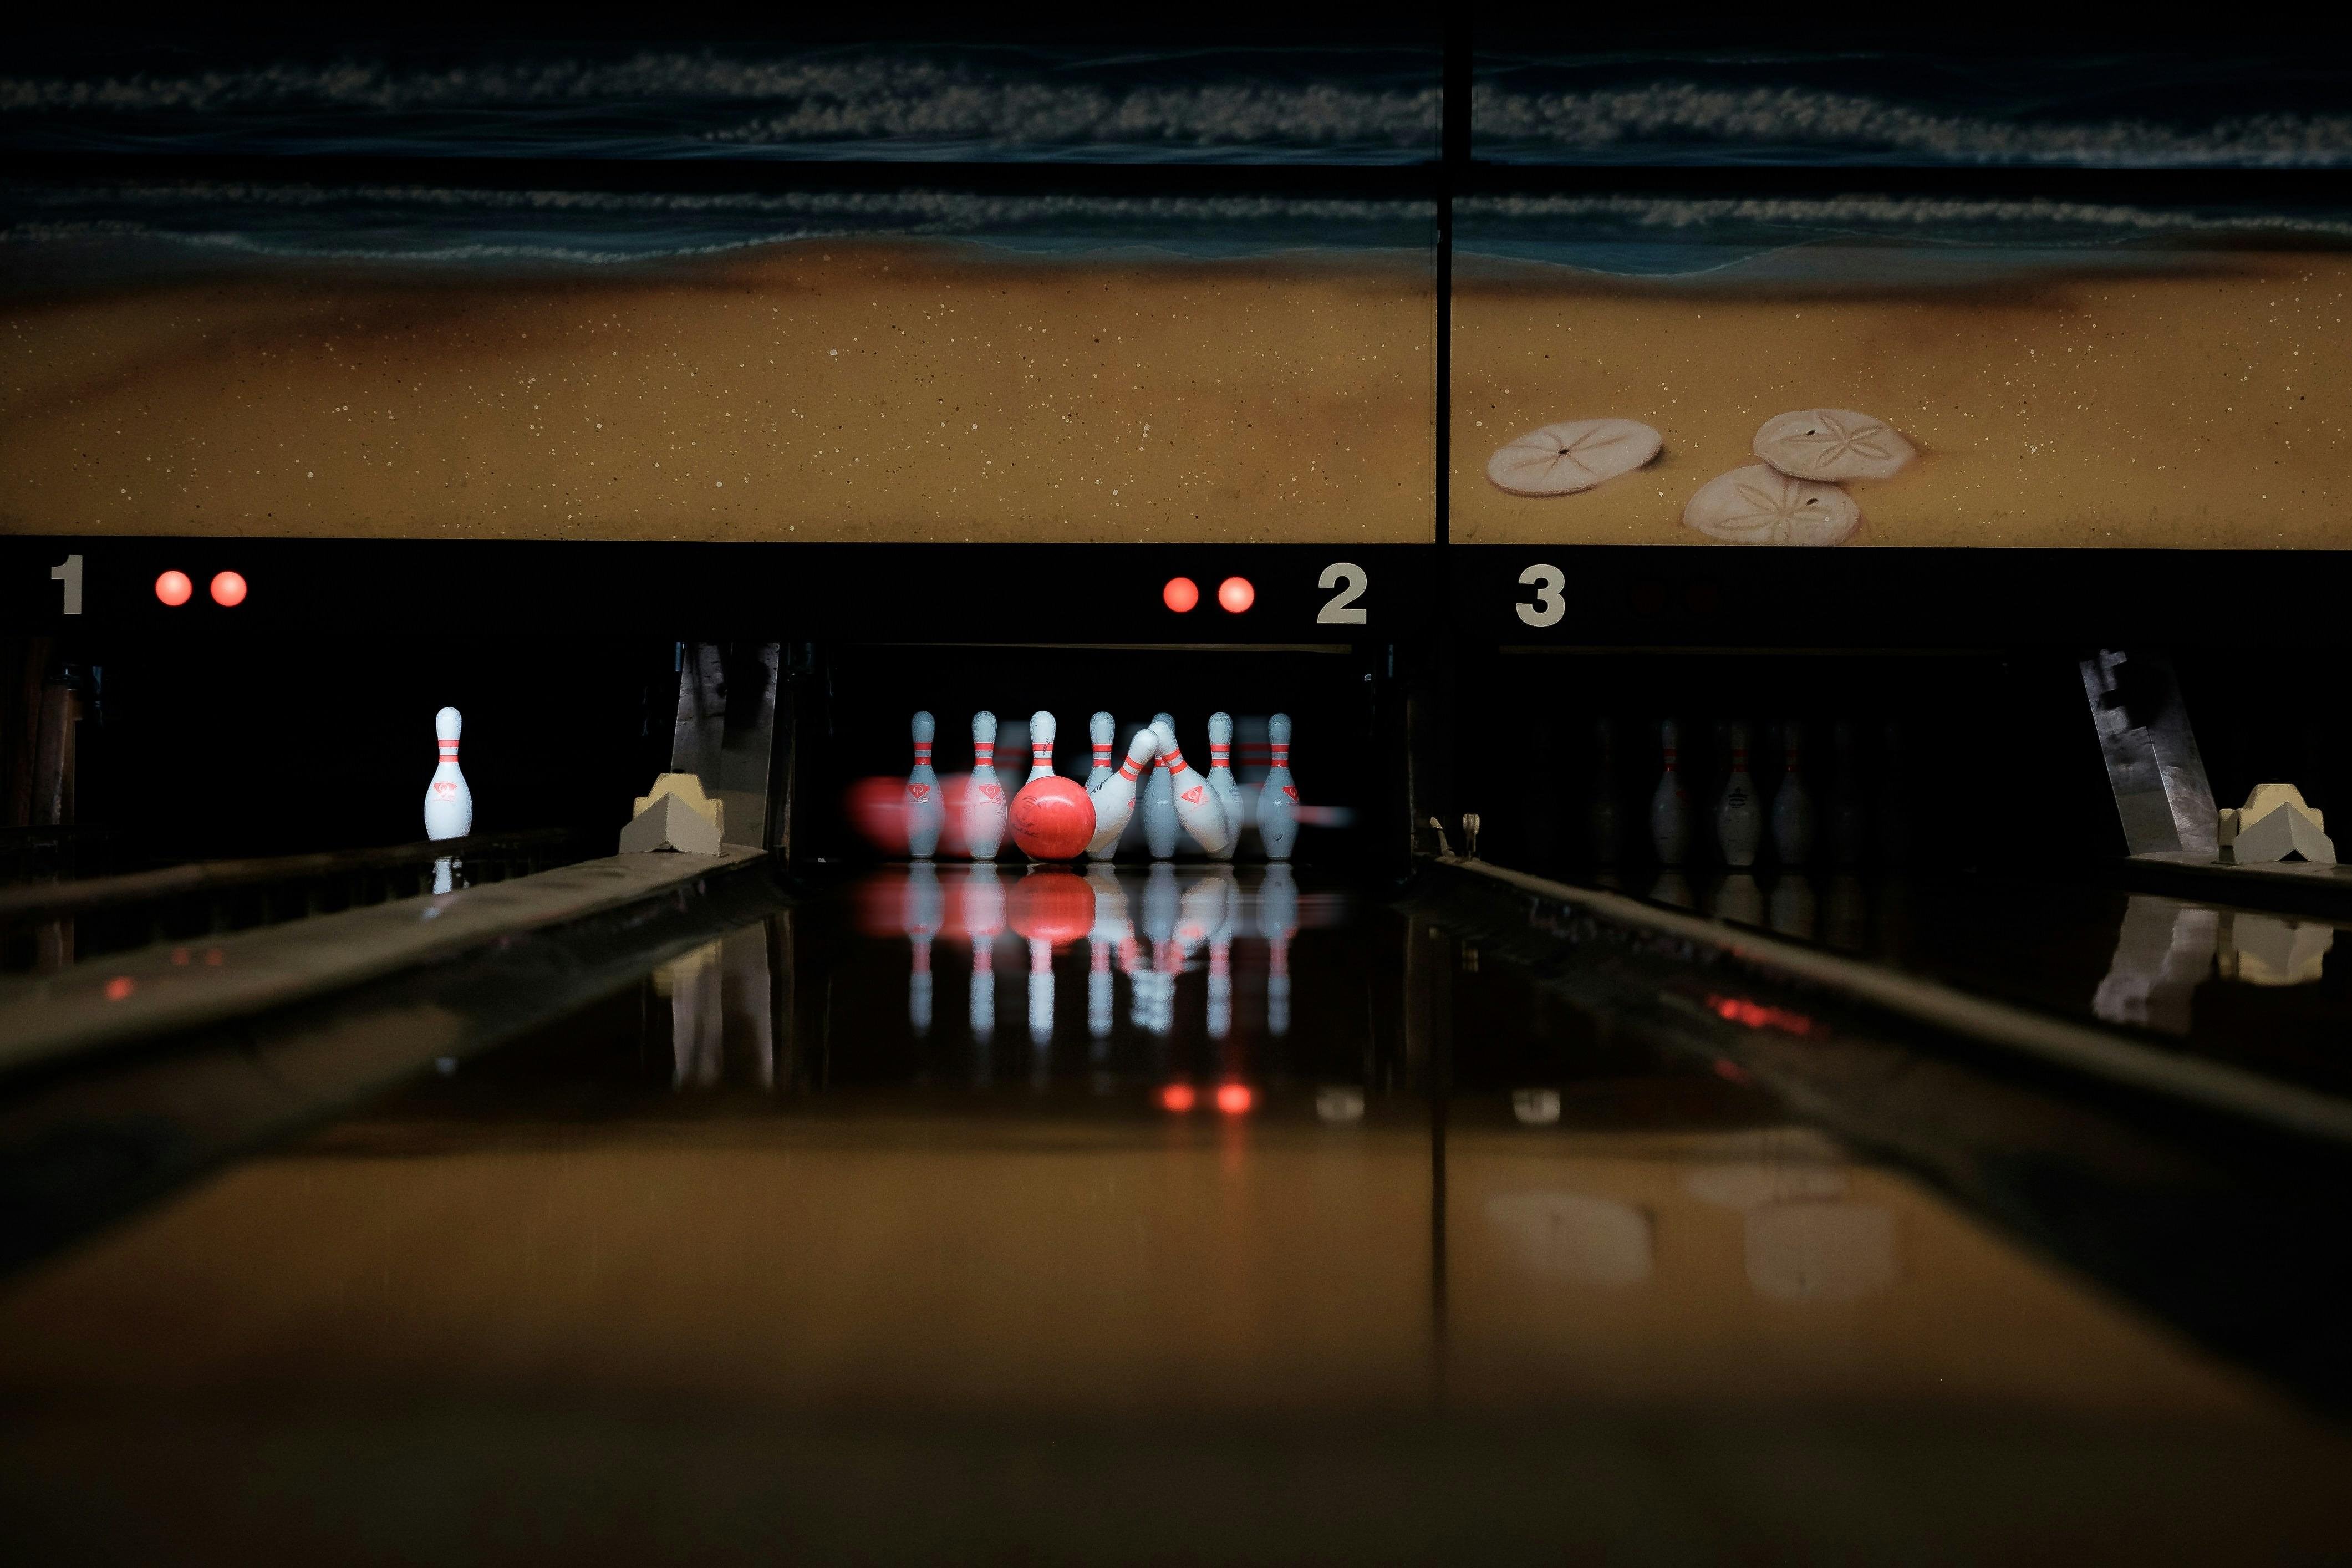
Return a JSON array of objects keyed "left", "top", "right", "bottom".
[
  {"left": 1486, "top": 418, "right": 1663, "bottom": 496},
  {"left": 1684, "top": 464, "right": 1860, "bottom": 546},
  {"left": 1753, "top": 408, "right": 1914, "bottom": 482}
]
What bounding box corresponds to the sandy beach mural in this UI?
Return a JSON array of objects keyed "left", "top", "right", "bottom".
[
  {"left": 0, "top": 187, "right": 1434, "bottom": 544},
  {"left": 1457, "top": 196, "right": 2352, "bottom": 547}
]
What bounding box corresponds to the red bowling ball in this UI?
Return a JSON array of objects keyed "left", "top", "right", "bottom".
[{"left": 1009, "top": 775, "right": 1097, "bottom": 861}]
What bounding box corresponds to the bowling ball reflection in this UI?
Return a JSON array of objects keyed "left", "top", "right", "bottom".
[
  {"left": 1007, "top": 867, "right": 1094, "bottom": 948},
  {"left": 1010, "top": 776, "right": 1096, "bottom": 861}
]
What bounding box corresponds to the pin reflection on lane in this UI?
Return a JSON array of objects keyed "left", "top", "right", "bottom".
[{"left": 847, "top": 864, "right": 1347, "bottom": 1098}]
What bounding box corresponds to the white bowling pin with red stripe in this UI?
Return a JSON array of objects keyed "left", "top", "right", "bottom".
[
  {"left": 906, "top": 710, "right": 944, "bottom": 858},
  {"left": 1085, "top": 711, "right": 1116, "bottom": 793},
  {"left": 1204, "top": 712, "right": 1245, "bottom": 862},
  {"left": 1025, "top": 710, "right": 1057, "bottom": 785},
  {"left": 423, "top": 706, "right": 472, "bottom": 841},
  {"left": 1256, "top": 713, "right": 1299, "bottom": 862},
  {"left": 1150, "top": 718, "right": 1232, "bottom": 857},
  {"left": 1086, "top": 726, "right": 1158, "bottom": 859},
  {"left": 967, "top": 711, "right": 1008, "bottom": 860},
  {"left": 1142, "top": 710, "right": 1179, "bottom": 860}
]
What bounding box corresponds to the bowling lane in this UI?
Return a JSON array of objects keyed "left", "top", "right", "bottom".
[
  {"left": 1607, "top": 867, "right": 2352, "bottom": 1099},
  {"left": 2, "top": 866, "right": 2348, "bottom": 1559}
]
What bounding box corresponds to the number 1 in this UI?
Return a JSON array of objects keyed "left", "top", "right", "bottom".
[{"left": 50, "top": 554, "right": 82, "bottom": 616}]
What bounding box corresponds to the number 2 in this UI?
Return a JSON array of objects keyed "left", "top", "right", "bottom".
[
  {"left": 50, "top": 554, "right": 82, "bottom": 617},
  {"left": 1317, "top": 561, "right": 1368, "bottom": 625},
  {"left": 1516, "top": 563, "right": 1565, "bottom": 628}
]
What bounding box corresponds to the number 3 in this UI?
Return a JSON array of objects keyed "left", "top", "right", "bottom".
[
  {"left": 1317, "top": 561, "right": 1368, "bottom": 625},
  {"left": 1516, "top": 563, "right": 1565, "bottom": 628}
]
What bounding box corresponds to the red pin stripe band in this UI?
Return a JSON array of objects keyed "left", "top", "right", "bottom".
[
  {"left": 438, "top": 744, "right": 460, "bottom": 758},
  {"left": 975, "top": 745, "right": 995, "bottom": 761},
  {"left": 913, "top": 744, "right": 931, "bottom": 760},
  {"left": 1119, "top": 756, "right": 1144, "bottom": 780},
  {"left": 1164, "top": 748, "right": 1186, "bottom": 771},
  {"left": 1033, "top": 746, "right": 1052, "bottom": 761},
  {"left": 1210, "top": 746, "right": 1230, "bottom": 762},
  {"left": 1269, "top": 745, "right": 1289, "bottom": 762}
]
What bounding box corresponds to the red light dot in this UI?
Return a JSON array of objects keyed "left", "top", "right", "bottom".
[
  {"left": 155, "top": 570, "right": 193, "bottom": 607},
  {"left": 1162, "top": 576, "right": 1200, "bottom": 613},
  {"left": 1215, "top": 1082, "right": 1254, "bottom": 1114},
  {"left": 1159, "top": 1082, "right": 1196, "bottom": 1113},
  {"left": 104, "top": 976, "right": 135, "bottom": 1001},
  {"left": 210, "top": 571, "right": 248, "bottom": 607},
  {"left": 1217, "top": 576, "right": 1255, "bottom": 613}
]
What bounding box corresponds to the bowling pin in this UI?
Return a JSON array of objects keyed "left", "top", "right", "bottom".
[
  {"left": 1152, "top": 719, "right": 1232, "bottom": 857},
  {"left": 1142, "top": 711, "right": 1179, "bottom": 860},
  {"left": 1257, "top": 713, "right": 1300, "bottom": 862},
  {"left": 1020, "top": 710, "right": 1058, "bottom": 863},
  {"left": 1650, "top": 719, "right": 1690, "bottom": 866},
  {"left": 904, "top": 861, "right": 943, "bottom": 1036},
  {"left": 906, "top": 711, "right": 944, "bottom": 858},
  {"left": 1087, "top": 727, "right": 1158, "bottom": 859},
  {"left": 1205, "top": 714, "right": 1246, "bottom": 862},
  {"left": 1258, "top": 863, "right": 1298, "bottom": 1037},
  {"left": 1026, "top": 710, "right": 1057, "bottom": 785},
  {"left": 1716, "top": 722, "right": 1763, "bottom": 868},
  {"left": 1590, "top": 717, "right": 1621, "bottom": 867},
  {"left": 1830, "top": 720, "right": 1867, "bottom": 869},
  {"left": 1085, "top": 711, "right": 1116, "bottom": 793},
  {"left": 966, "top": 864, "right": 1003, "bottom": 1048},
  {"left": 423, "top": 706, "right": 472, "bottom": 840},
  {"left": 1771, "top": 721, "right": 1815, "bottom": 867},
  {"left": 967, "top": 711, "right": 1008, "bottom": 861}
]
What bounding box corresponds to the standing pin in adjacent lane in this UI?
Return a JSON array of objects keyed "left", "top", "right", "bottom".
[
  {"left": 1142, "top": 710, "right": 1180, "bottom": 860},
  {"left": 1205, "top": 713, "right": 1246, "bottom": 862},
  {"left": 1258, "top": 713, "right": 1300, "bottom": 862},
  {"left": 1716, "top": 721, "right": 1763, "bottom": 868},
  {"left": 1772, "top": 720, "right": 1816, "bottom": 867},
  {"left": 1151, "top": 717, "right": 1233, "bottom": 857},
  {"left": 424, "top": 706, "right": 473, "bottom": 841},
  {"left": 906, "top": 710, "right": 944, "bottom": 859},
  {"left": 1590, "top": 717, "right": 1621, "bottom": 868},
  {"left": 1649, "top": 718, "right": 1690, "bottom": 866},
  {"left": 967, "top": 711, "right": 1008, "bottom": 861}
]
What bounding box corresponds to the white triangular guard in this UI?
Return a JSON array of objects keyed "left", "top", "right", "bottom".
[{"left": 619, "top": 790, "right": 724, "bottom": 856}]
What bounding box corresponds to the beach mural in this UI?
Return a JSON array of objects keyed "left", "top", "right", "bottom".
[
  {"left": 0, "top": 185, "right": 1433, "bottom": 544},
  {"left": 1457, "top": 196, "right": 2352, "bottom": 547},
  {"left": 0, "top": 39, "right": 1443, "bottom": 546}
]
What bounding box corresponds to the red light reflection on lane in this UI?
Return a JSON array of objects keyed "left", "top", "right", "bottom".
[
  {"left": 1704, "top": 994, "right": 1816, "bottom": 1036},
  {"left": 210, "top": 571, "right": 248, "bottom": 607},
  {"left": 1215, "top": 1082, "right": 1254, "bottom": 1114},
  {"left": 155, "top": 571, "right": 192, "bottom": 607},
  {"left": 1162, "top": 577, "right": 1200, "bottom": 613},
  {"left": 1159, "top": 1082, "right": 1197, "bottom": 1113},
  {"left": 1216, "top": 576, "right": 1255, "bottom": 613},
  {"left": 104, "top": 976, "right": 135, "bottom": 1001}
]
